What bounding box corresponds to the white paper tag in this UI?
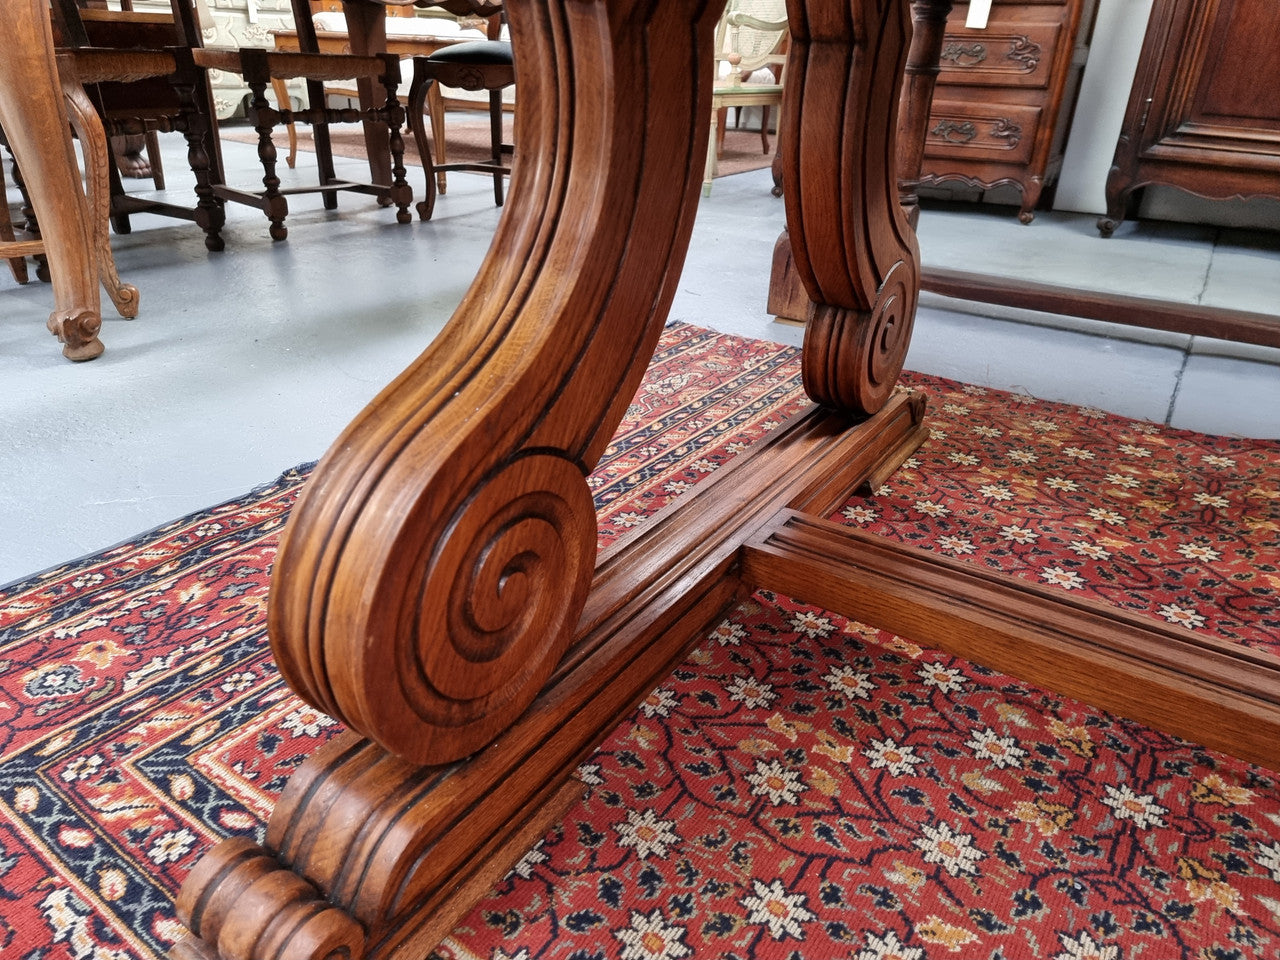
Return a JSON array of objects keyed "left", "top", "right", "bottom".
[{"left": 965, "top": 0, "right": 993, "bottom": 29}]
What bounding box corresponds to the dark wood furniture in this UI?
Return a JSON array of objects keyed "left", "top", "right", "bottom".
[
  {"left": 165, "top": 1, "right": 1279, "bottom": 957},
  {"left": 1098, "top": 0, "right": 1280, "bottom": 237},
  {"left": 192, "top": 45, "right": 413, "bottom": 240},
  {"left": 918, "top": 0, "right": 1096, "bottom": 223},
  {"left": 407, "top": 28, "right": 513, "bottom": 219},
  {"left": 49, "top": 2, "right": 229, "bottom": 251}
]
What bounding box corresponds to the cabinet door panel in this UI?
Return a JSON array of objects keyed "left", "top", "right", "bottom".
[
  {"left": 924, "top": 100, "right": 1042, "bottom": 164},
  {"left": 1187, "top": 0, "right": 1280, "bottom": 131}
]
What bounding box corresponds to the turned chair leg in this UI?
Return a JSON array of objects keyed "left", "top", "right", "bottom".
[
  {"left": 171, "top": 52, "right": 226, "bottom": 252},
  {"left": 379, "top": 66, "right": 413, "bottom": 225},
  {"left": 247, "top": 79, "right": 289, "bottom": 241},
  {"left": 488, "top": 89, "right": 504, "bottom": 208}
]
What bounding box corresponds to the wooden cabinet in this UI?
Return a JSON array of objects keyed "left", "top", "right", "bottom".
[
  {"left": 1098, "top": 0, "right": 1280, "bottom": 236},
  {"left": 918, "top": 0, "right": 1097, "bottom": 223}
]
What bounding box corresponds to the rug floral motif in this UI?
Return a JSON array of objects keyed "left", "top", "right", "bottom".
[{"left": 0, "top": 324, "right": 1276, "bottom": 960}]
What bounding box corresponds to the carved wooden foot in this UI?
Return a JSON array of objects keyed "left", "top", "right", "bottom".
[
  {"left": 60, "top": 62, "right": 140, "bottom": 321},
  {"left": 48, "top": 307, "right": 105, "bottom": 361}
]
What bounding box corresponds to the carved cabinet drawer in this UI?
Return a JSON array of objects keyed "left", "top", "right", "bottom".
[
  {"left": 918, "top": 0, "right": 1097, "bottom": 223},
  {"left": 925, "top": 100, "right": 1043, "bottom": 166},
  {"left": 937, "top": 21, "right": 1063, "bottom": 89}
]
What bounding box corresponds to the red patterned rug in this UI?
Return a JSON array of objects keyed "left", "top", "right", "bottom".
[{"left": 1, "top": 324, "right": 1277, "bottom": 960}]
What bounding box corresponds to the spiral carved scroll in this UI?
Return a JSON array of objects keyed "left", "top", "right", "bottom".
[
  {"left": 368, "top": 454, "right": 597, "bottom": 758},
  {"left": 267, "top": 0, "right": 725, "bottom": 766},
  {"left": 804, "top": 260, "right": 916, "bottom": 414}
]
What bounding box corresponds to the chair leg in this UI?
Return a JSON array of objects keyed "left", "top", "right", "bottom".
[
  {"left": 6, "top": 150, "right": 49, "bottom": 281},
  {"left": 760, "top": 105, "right": 771, "bottom": 154},
  {"left": 247, "top": 79, "right": 289, "bottom": 241},
  {"left": 716, "top": 105, "right": 728, "bottom": 156},
  {"left": 379, "top": 66, "right": 413, "bottom": 225},
  {"left": 0, "top": 157, "right": 30, "bottom": 284},
  {"left": 305, "top": 77, "right": 340, "bottom": 210},
  {"left": 408, "top": 60, "right": 437, "bottom": 221},
  {"left": 271, "top": 77, "right": 298, "bottom": 169},
  {"left": 172, "top": 51, "right": 226, "bottom": 252},
  {"left": 703, "top": 107, "right": 719, "bottom": 197},
  {"left": 489, "top": 89, "right": 504, "bottom": 208},
  {"left": 429, "top": 83, "right": 447, "bottom": 195},
  {"left": 61, "top": 75, "right": 139, "bottom": 319},
  {"left": 145, "top": 130, "right": 165, "bottom": 190}
]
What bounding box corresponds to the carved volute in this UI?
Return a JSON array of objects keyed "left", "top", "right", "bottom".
[
  {"left": 266, "top": 0, "right": 727, "bottom": 766},
  {"left": 782, "top": 0, "right": 920, "bottom": 415}
]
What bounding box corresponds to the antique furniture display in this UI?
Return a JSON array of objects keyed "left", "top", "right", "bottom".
[
  {"left": 917, "top": 0, "right": 1097, "bottom": 223},
  {"left": 406, "top": 15, "right": 513, "bottom": 219},
  {"left": 49, "top": 0, "right": 229, "bottom": 251},
  {"left": 704, "top": 0, "right": 789, "bottom": 196},
  {"left": 0, "top": 0, "right": 141, "bottom": 360},
  {"left": 269, "top": 10, "right": 483, "bottom": 172},
  {"left": 273, "top": 0, "right": 503, "bottom": 211},
  {"left": 170, "top": 2, "right": 1280, "bottom": 960},
  {"left": 1098, "top": 0, "right": 1280, "bottom": 237},
  {"left": 191, "top": 44, "right": 413, "bottom": 240}
]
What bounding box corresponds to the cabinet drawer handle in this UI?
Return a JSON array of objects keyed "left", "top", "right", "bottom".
[
  {"left": 941, "top": 41, "right": 988, "bottom": 67},
  {"left": 930, "top": 119, "right": 979, "bottom": 143},
  {"left": 991, "top": 117, "right": 1023, "bottom": 148}
]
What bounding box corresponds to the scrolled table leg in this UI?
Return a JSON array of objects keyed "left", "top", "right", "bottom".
[
  {"left": 0, "top": 0, "right": 106, "bottom": 360},
  {"left": 781, "top": 0, "right": 920, "bottom": 416},
  {"left": 175, "top": 1, "right": 727, "bottom": 957}
]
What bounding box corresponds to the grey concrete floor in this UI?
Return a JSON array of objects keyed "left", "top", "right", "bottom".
[{"left": 2, "top": 131, "right": 1278, "bottom": 587}]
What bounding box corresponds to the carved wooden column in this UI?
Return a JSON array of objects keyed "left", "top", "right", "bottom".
[
  {"left": 172, "top": 2, "right": 930, "bottom": 958},
  {"left": 898, "top": 0, "right": 954, "bottom": 224},
  {"left": 0, "top": 0, "right": 109, "bottom": 360},
  {"left": 781, "top": 0, "right": 921, "bottom": 415}
]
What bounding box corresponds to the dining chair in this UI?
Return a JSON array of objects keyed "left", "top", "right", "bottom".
[
  {"left": 47, "top": 0, "right": 229, "bottom": 249},
  {"left": 405, "top": 9, "right": 512, "bottom": 220},
  {"left": 192, "top": 44, "right": 414, "bottom": 240},
  {"left": 704, "top": 0, "right": 789, "bottom": 197}
]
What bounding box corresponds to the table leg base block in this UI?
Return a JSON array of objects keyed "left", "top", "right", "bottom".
[{"left": 170, "top": 392, "right": 930, "bottom": 960}]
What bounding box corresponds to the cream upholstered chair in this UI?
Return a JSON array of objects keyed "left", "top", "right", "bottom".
[{"left": 703, "top": 0, "right": 789, "bottom": 196}]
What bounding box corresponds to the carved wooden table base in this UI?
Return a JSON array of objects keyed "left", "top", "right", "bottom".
[{"left": 172, "top": 0, "right": 933, "bottom": 957}]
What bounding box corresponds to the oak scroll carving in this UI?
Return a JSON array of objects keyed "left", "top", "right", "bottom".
[
  {"left": 174, "top": 1, "right": 729, "bottom": 958},
  {"left": 781, "top": 0, "right": 919, "bottom": 415},
  {"left": 172, "top": 2, "right": 931, "bottom": 959}
]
